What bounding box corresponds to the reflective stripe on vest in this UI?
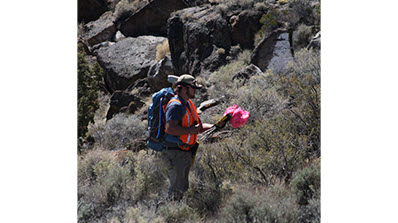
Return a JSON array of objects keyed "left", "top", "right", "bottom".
[{"left": 166, "top": 98, "right": 199, "bottom": 150}]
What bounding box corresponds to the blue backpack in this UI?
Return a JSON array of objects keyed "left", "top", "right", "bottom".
[{"left": 146, "top": 87, "right": 176, "bottom": 151}]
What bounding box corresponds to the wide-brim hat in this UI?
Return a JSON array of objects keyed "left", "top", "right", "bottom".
[{"left": 175, "top": 74, "right": 202, "bottom": 89}]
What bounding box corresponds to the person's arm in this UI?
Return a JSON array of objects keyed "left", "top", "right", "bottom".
[{"left": 199, "top": 123, "right": 214, "bottom": 133}]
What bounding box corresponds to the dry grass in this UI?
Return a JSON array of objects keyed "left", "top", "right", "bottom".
[{"left": 155, "top": 39, "right": 170, "bottom": 61}]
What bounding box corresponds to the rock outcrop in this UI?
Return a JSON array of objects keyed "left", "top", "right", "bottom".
[
  {"left": 81, "top": 11, "right": 117, "bottom": 47},
  {"left": 106, "top": 91, "right": 145, "bottom": 120},
  {"left": 232, "top": 64, "right": 264, "bottom": 85},
  {"left": 168, "top": 5, "right": 263, "bottom": 77},
  {"left": 77, "top": 0, "right": 320, "bottom": 119},
  {"left": 78, "top": 0, "right": 120, "bottom": 23},
  {"left": 96, "top": 36, "right": 166, "bottom": 93},
  {"left": 119, "top": 0, "right": 189, "bottom": 37},
  {"left": 251, "top": 29, "right": 294, "bottom": 73},
  {"left": 147, "top": 56, "right": 174, "bottom": 93},
  {"left": 230, "top": 9, "right": 263, "bottom": 49}
]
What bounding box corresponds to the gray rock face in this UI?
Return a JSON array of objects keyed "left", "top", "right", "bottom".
[
  {"left": 106, "top": 90, "right": 145, "bottom": 120},
  {"left": 168, "top": 6, "right": 263, "bottom": 77},
  {"left": 267, "top": 32, "right": 294, "bottom": 74},
  {"left": 96, "top": 36, "right": 166, "bottom": 92},
  {"left": 147, "top": 56, "right": 174, "bottom": 93},
  {"left": 78, "top": 0, "right": 109, "bottom": 22},
  {"left": 233, "top": 64, "right": 264, "bottom": 85},
  {"left": 251, "top": 29, "right": 294, "bottom": 74},
  {"left": 168, "top": 6, "right": 231, "bottom": 76},
  {"left": 230, "top": 9, "right": 263, "bottom": 49},
  {"left": 119, "top": 0, "right": 188, "bottom": 37},
  {"left": 82, "top": 11, "right": 117, "bottom": 47}
]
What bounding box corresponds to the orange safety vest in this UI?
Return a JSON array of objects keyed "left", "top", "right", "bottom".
[{"left": 164, "top": 97, "right": 199, "bottom": 150}]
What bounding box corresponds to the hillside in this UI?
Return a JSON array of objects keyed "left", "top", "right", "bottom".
[{"left": 78, "top": 0, "right": 320, "bottom": 222}]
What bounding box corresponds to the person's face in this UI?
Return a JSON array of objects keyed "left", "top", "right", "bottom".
[{"left": 186, "top": 85, "right": 196, "bottom": 99}]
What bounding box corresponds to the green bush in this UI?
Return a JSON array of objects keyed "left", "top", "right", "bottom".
[
  {"left": 78, "top": 43, "right": 103, "bottom": 153},
  {"left": 287, "top": 0, "right": 318, "bottom": 26},
  {"left": 259, "top": 8, "right": 281, "bottom": 36},
  {"left": 293, "top": 24, "right": 313, "bottom": 50},
  {"left": 290, "top": 161, "right": 320, "bottom": 206}
]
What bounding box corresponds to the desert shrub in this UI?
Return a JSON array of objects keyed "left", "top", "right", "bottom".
[
  {"left": 283, "top": 48, "right": 320, "bottom": 82},
  {"left": 92, "top": 91, "right": 110, "bottom": 123},
  {"left": 88, "top": 113, "right": 147, "bottom": 150},
  {"left": 123, "top": 204, "right": 165, "bottom": 223},
  {"left": 92, "top": 161, "right": 135, "bottom": 205},
  {"left": 296, "top": 193, "right": 320, "bottom": 223},
  {"left": 219, "top": 184, "right": 298, "bottom": 223},
  {"left": 273, "top": 48, "right": 320, "bottom": 159},
  {"left": 133, "top": 150, "right": 168, "bottom": 200},
  {"left": 78, "top": 149, "right": 137, "bottom": 222},
  {"left": 217, "top": 117, "right": 309, "bottom": 184},
  {"left": 217, "top": 0, "right": 255, "bottom": 14},
  {"left": 78, "top": 149, "right": 117, "bottom": 186},
  {"left": 258, "top": 8, "right": 282, "bottom": 37},
  {"left": 293, "top": 24, "right": 313, "bottom": 50},
  {"left": 185, "top": 167, "right": 230, "bottom": 215},
  {"left": 220, "top": 187, "right": 260, "bottom": 223},
  {"left": 201, "top": 50, "right": 251, "bottom": 122},
  {"left": 290, "top": 161, "right": 320, "bottom": 206},
  {"left": 231, "top": 74, "right": 288, "bottom": 122},
  {"left": 287, "top": 0, "right": 318, "bottom": 26},
  {"left": 78, "top": 43, "right": 103, "bottom": 152},
  {"left": 197, "top": 108, "right": 312, "bottom": 185},
  {"left": 159, "top": 201, "right": 202, "bottom": 223}
]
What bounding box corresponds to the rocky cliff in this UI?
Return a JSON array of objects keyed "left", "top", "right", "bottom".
[{"left": 78, "top": 0, "right": 320, "bottom": 119}]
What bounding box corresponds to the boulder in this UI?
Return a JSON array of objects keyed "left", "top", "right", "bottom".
[
  {"left": 78, "top": 0, "right": 120, "bottom": 23},
  {"left": 168, "top": 5, "right": 263, "bottom": 77},
  {"left": 147, "top": 56, "right": 174, "bottom": 93},
  {"left": 106, "top": 90, "right": 145, "bottom": 120},
  {"left": 96, "top": 36, "right": 166, "bottom": 93},
  {"left": 251, "top": 29, "right": 294, "bottom": 74},
  {"left": 168, "top": 6, "right": 232, "bottom": 76},
  {"left": 232, "top": 64, "right": 264, "bottom": 85},
  {"left": 82, "top": 11, "right": 117, "bottom": 47},
  {"left": 91, "top": 41, "right": 115, "bottom": 56},
  {"left": 113, "top": 30, "right": 126, "bottom": 42},
  {"left": 119, "top": 0, "right": 188, "bottom": 37},
  {"left": 197, "top": 96, "right": 224, "bottom": 114},
  {"left": 230, "top": 9, "right": 263, "bottom": 49},
  {"left": 127, "top": 78, "right": 152, "bottom": 98}
]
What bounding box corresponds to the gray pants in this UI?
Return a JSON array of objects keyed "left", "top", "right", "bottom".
[{"left": 162, "top": 149, "right": 193, "bottom": 200}]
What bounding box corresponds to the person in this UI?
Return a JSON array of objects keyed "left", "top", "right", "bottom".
[{"left": 162, "top": 74, "right": 213, "bottom": 201}]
